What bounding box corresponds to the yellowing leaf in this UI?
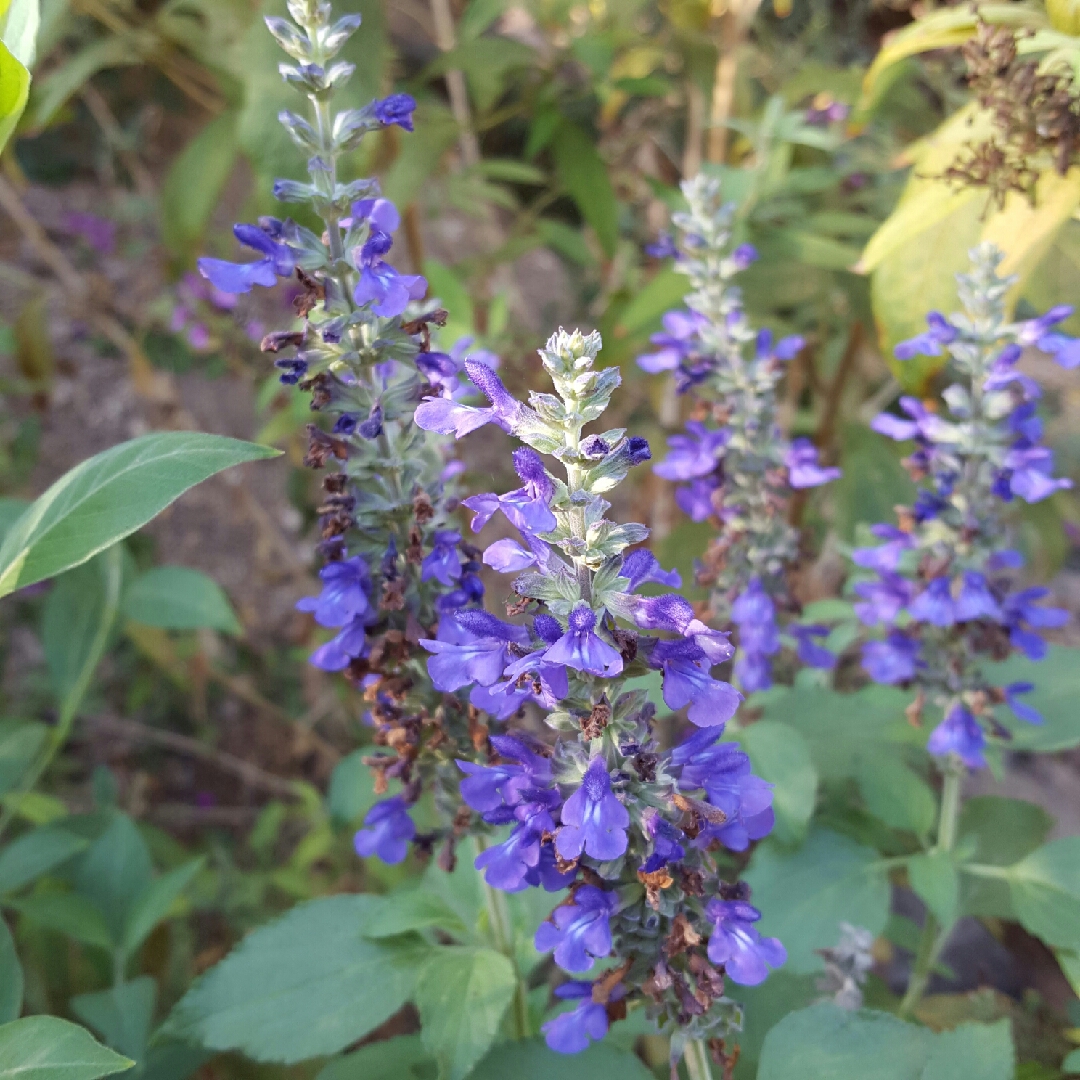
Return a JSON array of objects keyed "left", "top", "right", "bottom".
[{"left": 0, "top": 37, "right": 29, "bottom": 153}]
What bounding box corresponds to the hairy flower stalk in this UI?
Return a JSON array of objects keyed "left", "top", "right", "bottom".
[
  {"left": 855, "top": 243, "right": 1074, "bottom": 771},
  {"left": 641, "top": 176, "right": 840, "bottom": 692},
  {"left": 415, "top": 328, "right": 785, "bottom": 1063},
  {"left": 197, "top": 0, "right": 493, "bottom": 869}
]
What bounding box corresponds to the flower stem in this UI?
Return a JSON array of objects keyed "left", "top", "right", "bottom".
[
  {"left": 898, "top": 766, "right": 962, "bottom": 1018},
  {"left": 684, "top": 1039, "right": 715, "bottom": 1080},
  {"left": 475, "top": 836, "right": 531, "bottom": 1038}
]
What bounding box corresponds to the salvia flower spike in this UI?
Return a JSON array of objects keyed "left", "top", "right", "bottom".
[
  {"left": 418, "top": 327, "right": 786, "bottom": 1060},
  {"left": 855, "top": 243, "right": 1073, "bottom": 770}
]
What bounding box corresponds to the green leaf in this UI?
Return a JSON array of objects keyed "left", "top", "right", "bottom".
[
  {"left": 833, "top": 423, "right": 915, "bottom": 542},
  {"left": 0, "top": 825, "right": 87, "bottom": 895},
  {"left": 854, "top": 757, "right": 936, "bottom": 837},
  {"left": 415, "top": 946, "right": 516, "bottom": 1080},
  {"left": 73, "top": 815, "right": 152, "bottom": 944},
  {"left": 160, "top": 111, "right": 240, "bottom": 259},
  {"left": 468, "top": 1037, "right": 655, "bottom": 1080},
  {"left": 0, "top": 0, "right": 35, "bottom": 154},
  {"left": 0, "top": 500, "right": 29, "bottom": 545},
  {"left": 1064, "top": 1048, "right": 1080, "bottom": 1074},
  {"left": 743, "top": 829, "right": 890, "bottom": 973},
  {"left": 7, "top": 893, "right": 113, "bottom": 951},
  {"left": 28, "top": 36, "right": 135, "bottom": 130},
  {"left": 739, "top": 721, "right": 817, "bottom": 845},
  {"left": 0, "top": 1016, "right": 134, "bottom": 1080},
  {"left": 121, "top": 858, "right": 203, "bottom": 958},
  {"left": 908, "top": 852, "right": 959, "bottom": 927},
  {"left": 42, "top": 550, "right": 124, "bottom": 720},
  {"left": 550, "top": 122, "right": 619, "bottom": 259},
  {"left": 758, "top": 1003, "right": 1014, "bottom": 1080},
  {"left": 0, "top": 722, "right": 46, "bottom": 798},
  {"left": 957, "top": 796, "right": 1052, "bottom": 918},
  {"left": 986, "top": 646, "right": 1080, "bottom": 752},
  {"left": 0, "top": 0, "right": 39, "bottom": 68},
  {"left": 0, "top": 37, "right": 29, "bottom": 157},
  {"left": 70, "top": 978, "right": 156, "bottom": 1061},
  {"left": 0, "top": 918, "right": 22, "bottom": 1024},
  {"left": 0, "top": 433, "right": 278, "bottom": 597},
  {"left": 326, "top": 750, "right": 380, "bottom": 824},
  {"left": 614, "top": 267, "right": 686, "bottom": 339},
  {"left": 162, "top": 895, "right": 425, "bottom": 1063},
  {"left": 361, "top": 888, "right": 470, "bottom": 940},
  {"left": 535, "top": 219, "right": 594, "bottom": 267},
  {"left": 122, "top": 567, "right": 240, "bottom": 635},
  {"left": 1007, "top": 837, "right": 1080, "bottom": 949},
  {"left": 316, "top": 1036, "right": 435, "bottom": 1080}
]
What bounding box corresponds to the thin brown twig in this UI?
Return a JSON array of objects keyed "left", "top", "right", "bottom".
[
  {"left": 78, "top": 83, "right": 156, "bottom": 198},
  {"left": 83, "top": 712, "right": 301, "bottom": 798},
  {"left": 428, "top": 0, "right": 479, "bottom": 168}
]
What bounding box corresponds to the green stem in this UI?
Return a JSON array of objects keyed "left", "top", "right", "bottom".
[
  {"left": 684, "top": 1039, "right": 714, "bottom": 1080},
  {"left": 475, "top": 835, "right": 531, "bottom": 1038},
  {"left": 898, "top": 766, "right": 963, "bottom": 1019}
]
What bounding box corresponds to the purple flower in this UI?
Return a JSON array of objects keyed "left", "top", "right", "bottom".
[
  {"left": 526, "top": 841, "right": 578, "bottom": 892},
  {"left": 734, "top": 652, "right": 773, "bottom": 694},
  {"left": 675, "top": 477, "right": 720, "bottom": 521},
  {"left": 852, "top": 525, "right": 912, "bottom": 573},
  {"left": 542, "top": 981, "right": 621, "bottom": 1054},
  {"left": 641, "top": 808, "right": 686, "bottom": 867},
  {"left": 651, "top": 639, "right": 741, "bottom": 727},
  {"left": 458, "top": 734, "right": 551, "bottom": 812},
  {"left": 475, "top": 794, "right": 560, "bottom": 892},
  {"left": 862, "top": 632, "right": 920, "bottom": 684},
  {"left": 420, "top": 610, "right": 530, "bottom": 691},
  {"left": 621, "top": 548, "right": 681, "bottom": 590},
  {"left": 372, "top": 93, "right": 417, "bottom": 131},
  {"left": 63, "top": 211, "right": 116, "bottom": 254},
  {"left": 1001, "top": 446, "right": 1073, "bottom": 503},
  {"left": 308, "top": 616, "right": 368, "bottom": 671},
  {"left": 421, "top": 530, "right": 463, "bottom": 586},
  {"left": 731, "top": 579, "right": 780, "bottom": 656},
  {"left": 645, "top": 234, "right": 679, "bottom": 260},
  {"left": 704, "top": 900, "right": 786, "bottom": 985},
  {"left": 349, "top": 197, "right": 401, "bottom": 233},
  {"left": 483, "top": 538, "right": 538, "bottom": 573},
  {"left": 353, "top": 231, "right": 426, "bottom": 317},
  {"left": 853, "top": 573, "right": 914, "bottom": 626},
  {"left": 638, "top": 311, "right": 709, "bottom": 374},
  {"left": 534, "top": 885, "right": 617, "bottom": 972},
  {"left": 1002, "top": 587, "right": 1068, "bottom": 659},
  {"left": 871, "top": 396, "right": 950, "bottom": 443},
  {"left": 1036, "top": 332, "right": 1080, "bottom": 369},
  {"left": 908, "top": 576, "right": 955, "bottom": 627},
  {"left": 463, "top": 449, "right": 558, "bottom": 537},
  {"left": 785, "top": 438, "right": 841, "bottom": 489},
  {"left": 543, "top": 605, "right": 624, "bottom": 678},
  {"left": 556, "top": 757, "right": 630, "bottom": 862},
  {"left": 732, "top": 243, "right": 758, "bottom": 269},
  {"left": 414, "top": 397, "right": 500, "bottom": 438},
  {"left": 926, "top": 704, "right": 986, "bottom": 769},
  {"left": 894, "top": 312, "right": 957, "bottom": 360},
  {"left": 1004, "top": 682, "right": 1042, "bottom": 725},
  {"left": 354, "top": 796, "right": 415, "bottom": 864},
  {"left": 654, "top": 422, "right": 729, "bottom": 481},
  {"left": 296, "top": 556, "right": 370, "bottom": 626},
  {"left": 198, "top": 220, "right": 295, "bottom": 294},
  {"left": 789, "top": 624, "right": 836, "bottom": 669},
  {"left": 954, "top": 571, "right": 1002, "bottom": 622}
]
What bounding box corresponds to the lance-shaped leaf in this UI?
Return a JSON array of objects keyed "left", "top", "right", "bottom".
[{"left": 0, "top": 1016, "right": 134, "bottom": 1080}]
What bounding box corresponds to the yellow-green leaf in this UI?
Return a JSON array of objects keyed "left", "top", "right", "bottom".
[{"left": 0, "top": 37, "right": 29, "bottom": 153}]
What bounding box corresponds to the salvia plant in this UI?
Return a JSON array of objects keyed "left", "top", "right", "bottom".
[
  {"left": 854, "top": 243, "right": 1074, "bottom": 785},
  {"left": 196, "top": 0, "right": 498, "bottom": 872},
  {"left": 415, "top": 327, "right": 784, "bottom": 1068},
  {"left": 640, "top": 175, "right": 841, "bottom": 693}
]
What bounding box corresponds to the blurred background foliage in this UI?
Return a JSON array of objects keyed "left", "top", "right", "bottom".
[{"left": 4, "top": 0, "right": 1080, "bottom": 1077}]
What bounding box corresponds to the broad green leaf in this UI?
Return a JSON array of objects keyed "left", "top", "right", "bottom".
[
  {"left": 73, "top": 815, "right": 152, "bottom": 944},
  {"left": 160, "top": 111, "right": 239, "bottom": 259},
  {"left": 6, "top": 893, "right": 114, "bottom": 952},
  {"left": 316, "top": 1035, "right": 435, "bottom": 1080},
  {"left": 0, "top": 1016, "right": 133, "bottom": 1080},
  {"left": 758, "top": 1003, "right": 1014, "bottom": 1080},
  {"left": 42, "top": 550, "right": 124, "bottom": 719},
  {"left": 908, "top": 852, "right": 959, "bottom": 927},
  {"left": 469, "top": 1036, "right": 655, "bottom": 1080},
  {"left": 743, "top": 829, "right": 890, "bottom": 972},
  {"left": 0, "top": 500, "right": 29, "bottom": 545},
  {"left": 0, "top": 722, "right": 46, "bottom": 798},
  {"left": 854, "top": 757, "right": 936, "bottom": 837},
  {"left": 1064, "top": 1048, "right": 1080, "bottom": 1074},
  {"left": 726, "top": 972, "right": 816, "bottom": 1080},
  {"left": 361, "top": 887, "right": 470, "bottom": 940},
  {"left": 122, "top": 567, "right": 240, "bottom": 635},
  {"left": 0, "top": 37, "right": 29, "bottom": 154},
  {"left": 70, "top": 978, "right": 156, "bottom": 1061},
  {"left": 162, "top": 895, "right": 426, "bottom": 1063},
  {"left": 551, "top": 122, "right": 619, "bottom": 259},
  {"left": 739, "top": 721, "right": 817, "bottom": 845},
  {"left": 0, "top": 433, "right": 278, "bottom": 597},
  {"left": 860, "top": 4, "right": 1046, "bottom": 109},
  {"left": 121, "top": 858, "right": 203, "bottom": 957},
  {"left": 986, "top": 646, "right": 1080, "bottom": 752},
  {"left": 0, "top": 825, "right": 87, "bottom": 895},
  {"left": 535, "top": 219, "right": 594, "bottom": 267},
  {"left": 1007, "top": 837, "right": 1080, "bottom": 949},
  {"left": 0, "top": 918, "right": 22, "bottom": 1024},
  {"left": 415, "top": 947, "right": 516, "bottom": 1080},
  {"left": 131, "top": 1041, "right": 208, "bottom": 1080}
]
